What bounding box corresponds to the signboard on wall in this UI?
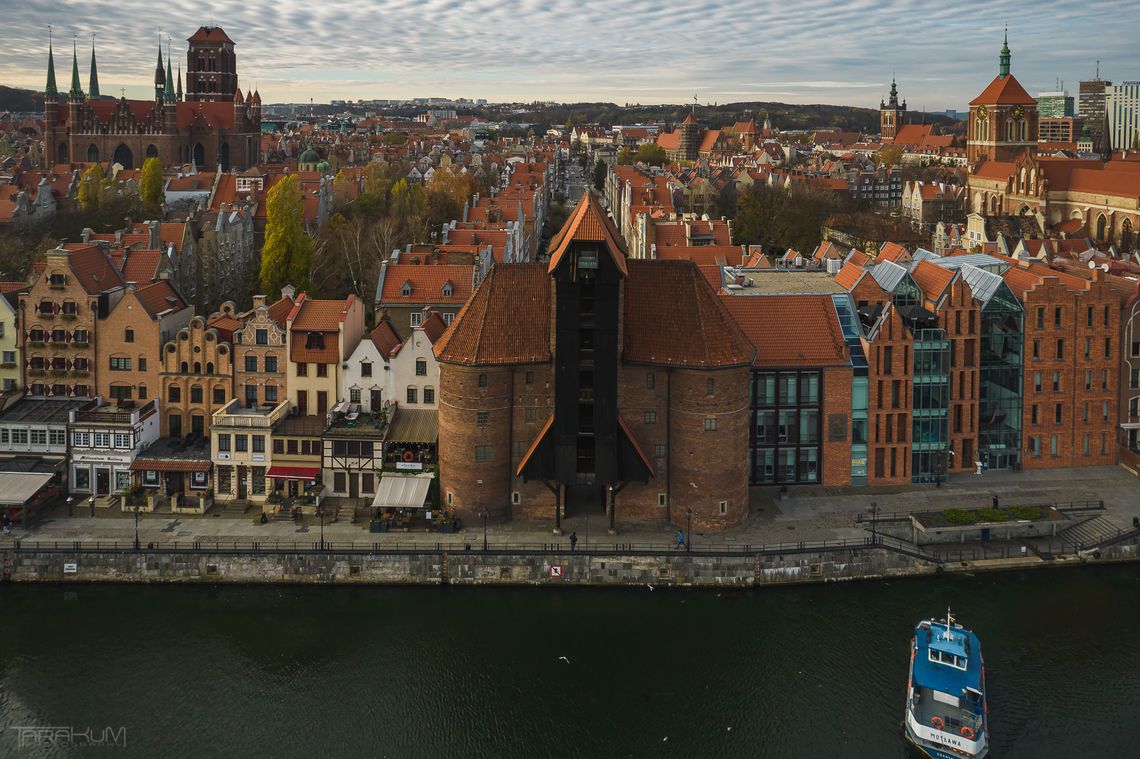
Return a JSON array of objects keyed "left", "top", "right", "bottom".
[{"left": 828, "top": 414, "right": 847, "bottom": 442}]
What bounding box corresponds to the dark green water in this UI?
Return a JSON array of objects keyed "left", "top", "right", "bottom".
[{"left": 2, "top": 567, "right": 1139, "bottom": 758}]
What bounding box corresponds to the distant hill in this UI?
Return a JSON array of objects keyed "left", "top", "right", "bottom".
[
  {"left": 509, "top": 101, "right": 961, "bottom": 136},
  {"left": 0, "top": 86, "right": 43, "bottom": 114}
]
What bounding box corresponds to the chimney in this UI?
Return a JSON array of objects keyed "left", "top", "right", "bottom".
[
  {"left": 252, "top": 294, "right": 267, "bottom": 309},
  {"left": 281, "top": 284, "right": 296, "bottom": 301}
]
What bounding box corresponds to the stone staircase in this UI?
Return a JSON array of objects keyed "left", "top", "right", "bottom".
[
  {"left": 223, "top": 499, "right": 251, "bottom": 515},
  {"left": 335, "top": 499, "right": 359, "bottom": 524},
  {"left": 1060, "top": 516, "right": 1123, "bottom": 548}
]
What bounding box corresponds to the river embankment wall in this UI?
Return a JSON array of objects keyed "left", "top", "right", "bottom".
[{"left": 3, "top": 540, "right": 1137, "bottom": 587}]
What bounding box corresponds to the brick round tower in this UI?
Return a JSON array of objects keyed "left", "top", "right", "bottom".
[{"left": 438, "top": 364, "right": 513, "bottom": 525}]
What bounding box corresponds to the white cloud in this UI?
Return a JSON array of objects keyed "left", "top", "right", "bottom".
[{"left": 3, "top": 0, "right": 1135, "bottom": 108}]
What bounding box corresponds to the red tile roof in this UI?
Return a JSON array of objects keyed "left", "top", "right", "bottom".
[
  {"left": 369, "top": 319, "right": 403, "bottom": 358},
  {"left": 67, "top": 245, "right": 124, "bottom": 294},
  {"left": 188, "top": 25, "right": 234, "bottom": 43},
  {"left": 719, "top": 295, "right": 848, "bottom": 367},
  {"left": 910, "top": 259, "right": 956, "bottom": 303},
  {"left": 877, "top": 242, "right": 909, "bottom": 263},
  {"left": 420, "top": 310, "right": 449, "bottom": 344},
  {"left": 379, "top": 264, "right": 473, "bottom": 304},
  {"left": 547, "top": 191, "right": 628, "bottom": 275},
  {"left": 134, "top": 280, "right": 186, "bottom": 318},
  {"left": 267, "top": 296, "right": 294, "bottom": 325},
  {"left": 623, "top": 260, "right": 754, "bottom": 368},
  {"left": 433, "top": 264, "right": 552, "bottom": 366},
  {"left": 969, "top": 74, "right": 1037, "bottom": 106},
  {"left": 653, "top": 245, "right": 741, "bottom": 266},
  {"left": 834, "top": 261, "right": 866, "bottom": 290},
  {"left": 289, "top": 295, "right": 356, "bottom": 363},
  {"left": 120, "top": 249, "right": 162, "bottom": 284}
]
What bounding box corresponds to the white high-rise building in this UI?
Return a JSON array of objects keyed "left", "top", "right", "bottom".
[{"left": 1106, "top": 81, "right": 1140, "bottom": 151}]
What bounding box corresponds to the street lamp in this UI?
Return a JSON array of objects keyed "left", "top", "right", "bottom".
[
  {"left": 88, "top": 495, "right": 95, "bottom": 517},
  {"left": 869, "top": 501, "right": 879, "bottom": 544},
  {"left": 133, "top": 502, "right": 140, "bottom": 551},
  {"left": 317, "top": 504, "right": 326, "bottom": 550},
  {"left": 685, "top": 507, "right": 693, "bottom": 552},
  {"left": 480, "top": 509, "right": 488, "bottom": 551},
  {"left": 66, "top": 496, "right": 73, "bottom": 517}
]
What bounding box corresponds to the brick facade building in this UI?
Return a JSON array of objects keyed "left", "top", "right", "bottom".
[
  {"left": 42, "top": 27, "right": 260, "bottom": 171},
  {"left": 435, "top": 193, "right": 754, "bottom": 531}
]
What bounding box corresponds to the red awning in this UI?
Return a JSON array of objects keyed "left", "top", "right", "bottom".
[
  {"left": 266, "top": 466, "right": 320, "bottom": 481},
  {"left": 129, "top": 459, "right": 211, "bottom": 472}
]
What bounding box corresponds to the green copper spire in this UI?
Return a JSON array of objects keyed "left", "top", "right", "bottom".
[
  {"left": 999, "top": 27, "right": 1011, "bottom": 78},
  {"left": 89, "top": 38, "right": 100, "bottom": 98},
  {"left": 69, "top": 40, "right": 83, "bottom": 97},
  {"left": 45, "top": 38, "right": 58, "bottom": 96},
  {"left": 164, "top": 54, "right": 175, "bottom": 102}
]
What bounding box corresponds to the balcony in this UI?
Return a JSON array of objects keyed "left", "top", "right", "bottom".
[{"left": 212, "top": 398, "right": 292, "bottom": 429}]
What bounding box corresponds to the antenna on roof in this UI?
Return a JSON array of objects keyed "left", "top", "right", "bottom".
[
  {"left": 692, "top": 93, "right": 698, "bottom": 115},
  {"left": 944, "top": 606, "right": 954, "bottom": 640}
]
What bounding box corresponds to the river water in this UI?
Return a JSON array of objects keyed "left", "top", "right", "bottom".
[{"left": 1, "top": 566, "right": 1138, "bottom": 758}]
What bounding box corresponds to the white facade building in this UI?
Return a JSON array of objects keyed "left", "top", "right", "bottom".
[
  {"left": 1106, "top": 81, "right": 1140, "bottom": 151},
  {"left": 68, "top": 399, "right": 160, "bottom": 496},
  {"left": 343, "top": 310, "right": 447, "bottom": 413}
]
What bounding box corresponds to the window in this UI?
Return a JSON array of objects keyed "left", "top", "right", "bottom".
[
  {"left": 255, "top": 329, "right": 268, "bottom": 345},
  {"left": 316, "top": 364, "right": 328, "bottom": 378},
  {"left": 1033, "top": 371, "right": 1042, "bottom": 392},
  {"left": 882, "top": 346, "right": 893, "bottom": 375},
  {"left": 475, "top": 444, "right": 492, "bottom": 462},
  {"left": 235, "top": 435, "right": 248, "bottom": 452},
  {"left": 213, "top": 388, "right": 226, "bottom": 404},
  {"left": 704, "top": 417, "right": 717, "bottom": 432},
  {"left": 73, "top": 432, "right": 89, "bottom": 447},
  {"left": 525, "top": 371, "right": 534, "bottom": 385},
  {"left": 1103, "top": 401, "right": 1110, "bottom": 421},
  {"left": 719, "top": 500, "right": 728, "bottom": 516},
  {"left": 1054, "top": 404, "right": 1063, "bottom": 424},
  {"left": 218, "top": 434, "right": 231, "bottom": 452},
  {"left": 478, "top": 373, "right": 487, "bottom": 388},
  {"left": 287, "top": 439, "right": 298, "bottom": 454},
  {"left": 1053, "top": 372, "right": 1060, "bottom": 392},
  {"left": 304, "top": 332, "right": 325, "bottom": 350},
  {"left": 110, "top": 385, "right": 133, "bottom": 401},
  {"left": 253, "top": 435, "right": 265, "bottom": 453},
  {"left": 138, "top": 357, "right": 147, "bottom": 371},
  {"left": 296, "top": 363, "right": 308, "bottom": 377},
  {"left": 1105, "top": 338, "right": 1112, "bottom": 359},
  {"left": 654, "top": 444, "right": 666, "bottom": 458},
  {"left": 658, "top": 493, "right": 667, "bottom": 507},
  {"left": 1031, "top": 405, "right": 1038, "bottom": 424},
  {"left": 646, "top": 371, "right": 655, "bottom": 389},
  {"left": 50, "top": 429, "right": 65, "bottom": 446},
  {"left": 1056, "top": 339, "right": 1064, "bottom": 359},
  {"left": 410, "top": 312, "right": 423, "bottom": 328},
  {"left": 1054, "top": 307, "right": 1062, "bottom": 329},
  {"left": 93, "top": 432, "right": 110, "bottom": 448},
  {"left": 706, "top": 378, "right": 715, "bottom": 396},
  {"left": 252, "top": 467, "right": 266, "bottom": 495},
  {"left": 110, "top": 357, "right": 131, "bottom": 371},
  {"left": 168, "top": 386, "right": 181, "bottom": 402},
  {"left": 263, "top": 355, "right": 278, "bottom": 373},
  {"left": 423, "top": 387, "right": 435, "bottom": 404},
  {"left": 416, "top": 359, "right": 427, "bottom": 376},
  {"left": 266, "top": 385, "right": 278, "bottom": 403},
  {"left": 334, "top": 472, "right": 346, "bottom": 492},
  {"left": 362, "top": 473, "right": 375, "bottom": 494},
  {"left": 1084, "top": 338, "right": 1091, "bottom": 359},
  {"left": 191, "top": 386, "right": 203, "bottom": 403},
  {"left": 361, "top": 362, "right": 372, "bottom": 378},
  {"left": 1087, "top": 307, "right": 1093, "bottom": 328},
  {"left": 1050, "top": 435, "right": 1058, "bottom": 457},
  {"left": 476, "top": 411, "right": 489, "bottom": 426},
  {"left": 1032, "top": 339, "right": 1040, "bottom": 360},
  {"left": 125, "top": 328, "right": 134, "bottom": 343},
  {"left": 245, "top": 355, "right": 257, "bottom": 372},
  {"left": 407, "top": 387, "right": 418, "bottom": 404},
  {"left": 1085, "top": 371, "right": 1093, "bottom": 391},
  {"left": 350, "top": 388, "right": 361, "bottom": 403},
  {"left": 1036, "top": 307, "right": 1044, "bottom": 330},
  {"left": 644, "top": 411, "right": 657, "bottom": 424},
  {"left": 443, "top": 313, "right": 454, "bottom": 325}
]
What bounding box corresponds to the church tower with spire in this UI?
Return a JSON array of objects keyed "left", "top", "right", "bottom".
[
  {"left": 880, "top": 77, "right": 906, "bottom": 140},
  {"left": 88, "top": 38, "right": 100, "bottom": 98},
  {"left": 967, "top": 30, "right": 1038, "bottom": 164}
]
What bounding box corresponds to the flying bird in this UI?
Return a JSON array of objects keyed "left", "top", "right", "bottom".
[{"left": 558, "top": 656, "right": 570, "bottom": 664}]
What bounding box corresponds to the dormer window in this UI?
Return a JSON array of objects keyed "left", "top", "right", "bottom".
[
  {"left": 400, "top": 281, "right": 413, "bottom": 297},
  {"left": 305, "top": 332, "right": 325, "bottom": 350},
  {"left": 48, "top": 272, "right": 66, "bottom": 288},
  {"left": 441, "top": 281, "right": 454, "bottom": 297}
]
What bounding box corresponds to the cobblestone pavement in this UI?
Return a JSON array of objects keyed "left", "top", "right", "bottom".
[{"left": 3, "top": 465, "right": 1136, "bottom": 550}]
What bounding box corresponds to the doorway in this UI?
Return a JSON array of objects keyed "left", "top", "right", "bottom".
[
  {"left": 237, "top": 466, "right": 247, "bottom": 499},
  {"left": 96, "top": 467, "right": 111, "bottom": 495},
  {"left": 349, "top": 473, "right": 359, "bottom": 498}
]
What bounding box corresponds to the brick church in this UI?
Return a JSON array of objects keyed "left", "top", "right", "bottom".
[{"left": 43, "top": 26, "right": 261, "bottom": 172}]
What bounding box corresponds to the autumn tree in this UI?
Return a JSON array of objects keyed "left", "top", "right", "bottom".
[
  {"left": 426, "top": 165, "right": 479, "bottom": 210},
  {"left": 634, "top": 143, "right": 668, "bottom": 166},
  {"left": 390, "top": 178, "right": 427, "bottom": 240},
  {"left": 616, "top": 147, "right": 633, "bottom": 165},
  {"left": 875, "top": 144, "right": 905, "bottom": 168},
  {"left": 381, "top": 131, "right": 407, "bottom": 146},
  {"left": 139, "top": 157, "right": 164, "bottom": 215},
  {"left": 77, "top": 164, "right": 109, "bottom": 211},
  {"left": 259, "top": 174, "right": 312, "bottom": 295}
]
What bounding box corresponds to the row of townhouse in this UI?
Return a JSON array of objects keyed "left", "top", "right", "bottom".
[{"left": 0, "top": 240, "right": 452, "bottom": 523}]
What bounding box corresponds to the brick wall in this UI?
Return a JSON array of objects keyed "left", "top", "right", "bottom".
[
  {"left": 864, "top": 306, "right": 913, "bottom": 484},
  {"left": 941, "top": 279, "right": 981, "bottom": 472},
  {"left": 822, "top": 366, "right": 853, "bottom": 486}
]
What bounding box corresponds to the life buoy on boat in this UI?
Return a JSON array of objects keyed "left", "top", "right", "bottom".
[
  {"left": 960, "top": 726, "right": 975, "bottom": 740},
  {"left": 402, "top": 450, "right": 415, "bottom": 462},
  {"left": 930, "top": 716, "right": 945, "bottom": 730}
]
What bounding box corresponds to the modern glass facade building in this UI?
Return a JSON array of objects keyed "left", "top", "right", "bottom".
[
  {"left": 978, "top": 281, "right": 1024, "bottom": 470},
  {"left": 751, "top": 370, "right": 822, "bottom": 484},
  {"left": 910, "top": 326, "right": 951, "bottom": 482}
]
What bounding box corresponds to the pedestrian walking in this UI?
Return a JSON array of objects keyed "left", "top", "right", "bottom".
[
  {"left": 992, "top": 494, "right": 1000, "bottom": 509},
  {"left": 675, "top": 529, "right": 685, "bottom": 549},
  {"left": 569, "top": 532, "right": 578, "bottom": 551}
]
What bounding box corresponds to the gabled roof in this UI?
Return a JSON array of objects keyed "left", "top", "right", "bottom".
[
  {"left": 969, "top": 74, "right": 1036, "bottom": 106},
  {"left": 878, "top": 241, "right": 909, "bottom": 263},
  {"left": 188, "top": 26, "right": 234, "bottom": 43},
  {"left": 134, "top": 280, "right": 186, "bottom": 318},
  {"left": 378, "top": 264, "right": 473, "bottom": 304},
  {"left": 910, "top": 259, "right": 956, "bottom": 304},
  {"left": 868, "top": 259, "right": 908, "bottom": 292},
  {"left": 290, "top": 295, "right": 355, "bottom": 331},
  {"left": 66, "top": 245, "right": 124, "bottom": 294},
  {"left": 546, "top": 191, "right": 628, "bottom": 276},
  {"left": 834, "top": 261, "right": 867, "bottom": 290},
  {"left": 369, "top": 318, "right": 402, "bottom": 359},
  {"left": 120, "top": 248, "right": 162, "bottom": 283}
]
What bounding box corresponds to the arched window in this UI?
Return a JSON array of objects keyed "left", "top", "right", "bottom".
[
  {"left": 193, "top": 362, "right": 202, "bottom": 374},
  {"left": 146, "top": 144, "right": 159, "bottom": 159},
  {"left": 58, "top": 142, "right": 69, "bottom": 163},
  {"left": 86, "top": 144, "right": 99, "bottom": 162},
  {"left": 207, "top": 362, "right": 215, "bottom": 375},
  {"left": 1096, "top": 214, "right": 1108, "bottom": 241},
  {"left": 112, "top": 143, "right": 134, "bottom": 170},
  {"left": 1121, "top": 219, "right": 1133, "bottom": 253},
  {"left": 180, "top": 361, "right": 189, "bottom": 374}
]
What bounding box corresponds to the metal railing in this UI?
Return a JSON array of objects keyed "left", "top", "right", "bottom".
[
  {"left": 5, "top": 534, "right": 942, "bottom": 562},
  {"left": 855, "top": 499, "right": 1105, "bottom": 524}
]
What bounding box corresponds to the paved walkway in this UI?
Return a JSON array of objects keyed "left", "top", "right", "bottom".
[{"left": 3, "top": 465, "right": 1136, "bottom": 550}]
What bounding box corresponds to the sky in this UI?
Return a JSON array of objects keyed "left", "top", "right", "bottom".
[{"left": 3, "top": 0, "right": 1135, "bottom": 110}]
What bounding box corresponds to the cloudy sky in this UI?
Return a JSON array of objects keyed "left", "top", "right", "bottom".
[{"left": 4, "top": 0, "right": 1134, "bottom": 109}]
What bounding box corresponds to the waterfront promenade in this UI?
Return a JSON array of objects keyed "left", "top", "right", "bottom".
[{"left": 4, "top": 465, "right": 1138, "bottom": 551}]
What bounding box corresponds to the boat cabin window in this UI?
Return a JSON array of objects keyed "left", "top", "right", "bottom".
[{"left": 928, "top": 648, "right": 967, "bottom": 670}]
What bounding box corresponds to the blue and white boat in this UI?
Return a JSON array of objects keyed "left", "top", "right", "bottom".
[{"left": 904, "top": 610, "right": 988, "bottom": 759}]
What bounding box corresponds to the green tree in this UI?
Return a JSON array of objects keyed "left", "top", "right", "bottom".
[
  {"left": 139, "top": 157, "right": 164, "bottom": 214},
  {"left": 77, "top": 164, "right": 108, "bottom": 211},
  {"left": 259, "top": 174, "right": 312, "bottom": 295},
  {"left": 592, "top": 158, "right": 607, "bottom": 192},
  {"left": 381, "top": 131, "right": 407, "bottom": 146},
  {"left": 634, "top": 143, "right": 668, "bottom": 166},
  {"left": 616, "top": 147, "right": 634, "bottom": 165},
  {"left": 390, "top": 178, "right": 427, "bottom": 237},
  {"left": 426, "top": 165, "right": 479, "bottom": 210}
]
